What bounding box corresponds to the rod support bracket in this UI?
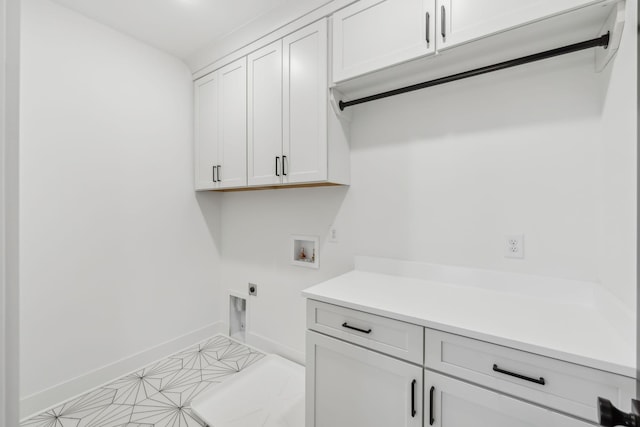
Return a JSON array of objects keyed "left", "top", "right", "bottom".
[{"left": 595, "top": 1, "right": 625, "bottom": 72}]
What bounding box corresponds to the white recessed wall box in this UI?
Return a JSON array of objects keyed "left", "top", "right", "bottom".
[{"left": 291, "top": 235, "right": 319, "bottom": 269}]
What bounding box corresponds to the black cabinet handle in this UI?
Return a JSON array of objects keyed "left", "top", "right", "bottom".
[
  {"left": 282, "top": 155, "right": 287, "bottom": 176},
  {"left": 426, "top": 12, "right": 430, "bottom": 45},
  {"left": 440, "top": 5, "right": 446, "bottom": 39},
  {"left": 212, "top": 166, "right": 217, "bottom": 182},
  {"left": 411, "top": 380, "right": 417, "bottom": 418},
  {"left": 275, "top": 156, "right": 280, "bottom": 176},
  {"left": 493, "top": 364, "right": 545, "bottom": 385},
  {"left": 341, "top": 322, "right": 371, "bottom": 334},
  {"left": 598, "top": 397, "right": 640, "bottom": 427},
  {"left": 429, "top": 386, "right": 435, "bottom": 425},
  {"left": 217, "top": 165, "right": 221, "bottom": 182}
]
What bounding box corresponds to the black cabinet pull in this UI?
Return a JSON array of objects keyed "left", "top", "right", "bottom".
[
  {"left": 493, "top": 364, "right": 545, "bottom": 385},
  {"left": 282, "top": 155, "right": 287, "bottom": 176},
  {"left": 426, "top": 12, "right": 430, "bottom": 45},
  {"left": 598, "top": 397, "right": 640, "bottom": 427},
  {"left": 212, "top": 166, "right": 217, "bottom": 182},
  {"left": 341, "top": 322, "right": 371, "bottom": 334},
  {"left": 441, "top": 5, "right": 446, "bottom": 41},
  {"left": 411, "top": 380, "right": 417, "bottom": 418},
  {"left": 429, "top": 386, "right": 435, "bottom": 425},
  {"left": 275, "top": 156, "right": 280, "bottom": 176},
  {"left": 217, "top": 165, "right": 221, "bottom": 182}
]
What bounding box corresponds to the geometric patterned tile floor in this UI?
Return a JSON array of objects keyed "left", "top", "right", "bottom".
[{"left": 21, "top": 335, "right": 265, "bottom": 427}]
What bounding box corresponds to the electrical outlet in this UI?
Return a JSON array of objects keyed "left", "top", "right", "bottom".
[
  {"left": 248, "top": 283, "right": 258, "bottom": 296},
  {"left": 329, "top": 225, "right": 339, "bottom": 243},
  {"left": 505, "top": 234, "right": 524, "bottom": 259}
]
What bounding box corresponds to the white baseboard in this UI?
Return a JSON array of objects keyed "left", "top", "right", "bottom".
[
  {"left": 20, "top": 322, "right": 226, "bottom": 420},
  {"left": 246, "top": 331, "right": 306, "bottom": 366}
]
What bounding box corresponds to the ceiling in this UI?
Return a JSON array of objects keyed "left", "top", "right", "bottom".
[{"left": 49, "top": 0, "right": 290, "bottom": 59}]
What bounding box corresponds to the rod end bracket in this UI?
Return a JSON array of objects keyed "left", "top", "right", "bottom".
[{"left": 595, "top": 2, "right": 625, "bottom": 72}]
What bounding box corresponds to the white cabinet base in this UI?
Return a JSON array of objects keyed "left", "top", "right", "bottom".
[
  {"left": 306, "top": 331, "right": 422, "bottom": 427},
  {"left": 426, "top": 370, "right": 592, "bottom": 427}
]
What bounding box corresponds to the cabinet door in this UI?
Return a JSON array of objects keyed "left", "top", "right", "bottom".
[
  {"left": 248, "top": 40, "right": 283, "bottom": 187},
  {"left": 283, "top": 19, "right": 328, "bottom": 184},
  {"left": 426, "top": 370, "right": 592, "bottom": 427},
  {"left": 332, "top": 0, "right": 435, "bottom": 83},
  {"left": 194, "top": 72, "right": 219, "bottom": 190},
  {"left": 217, "top": 58, "right": 247, "bottom": 189},
  {"left": 306, "top": 331, "right": 422, "bottom": 427},
  {"left": 436, "top": 0, "right": 604, "bottom": 50}
]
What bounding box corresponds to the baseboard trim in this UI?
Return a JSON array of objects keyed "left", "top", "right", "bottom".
[
  {"left": 246, "top": 331, "right": 305, "bottom": 366},
  {"left": 20, "top": 322, "right": 226, "bottom": 420}
]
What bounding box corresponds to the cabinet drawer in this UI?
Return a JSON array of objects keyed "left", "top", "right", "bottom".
[
  {"left": 424, "top": 329, "right": 634, "bottom": 423},
  {"left": 307, "top": 300, "right": 423, "bottom": 364}
]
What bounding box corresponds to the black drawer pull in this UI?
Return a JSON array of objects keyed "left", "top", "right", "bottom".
[
  {"left": 282, "top": 155, "right": 287, "bottom": 176},
  {"left": 341, "top": 322, "right": 371, "bottom": 334},
  {"left": 217, "top": 165, "right": 221, "bottom": 182},
  {"left": 212, "top": 165, "right": 217, "bottom": 182},
  {"left": 493, "top": 364, "right": 545, "bottom": 385},
  {"left": 411, "top": 379, "right": 417, "bottom": 418},
  {"left": 429, "top": 386, "right": 435, "bottom": 425},
  {"left": 275, "top": 156, "right": 280, "bottom": 176}
]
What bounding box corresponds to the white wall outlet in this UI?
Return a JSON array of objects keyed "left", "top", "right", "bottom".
[
  {"left": 505, "top": 234, "right": 524, "bottom": 259},
  {"left": 329, "top": 225, "right": 339, "bottom": 243}
]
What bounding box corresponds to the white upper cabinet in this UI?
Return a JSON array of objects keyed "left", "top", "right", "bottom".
[
  {"left": 283, "top": 20, "right": 328, "bottom": 184},
  {"left": 217, "top": 58, "right": 247, "bottom": 189},
  {"left": 248, "top": 40, "right": 284, "bottom": 187},
  {"left": 194, "top": 58, "right": 247, "bottom": 191},
  {"left": 194, "top": 72, "right": 219, "bottom": 191},
  {"left": 331, "top": 0, "right": 611, "bottom": 84},
  {"left": 436, "top": 0, "right": 606, "bottom": 50},
  {"left": 332, "top": 0, "right": 436, "bottom": 84},
  {"left": 195, "top": 18, "right": 349, "bottom": 191},
  {"left": 248, "top": 18, "right": 349, "bottom": 188}
]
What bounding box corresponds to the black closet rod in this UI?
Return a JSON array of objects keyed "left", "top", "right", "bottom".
[{"left": 338, "top": 32, "right": 610, "bottom": 111}]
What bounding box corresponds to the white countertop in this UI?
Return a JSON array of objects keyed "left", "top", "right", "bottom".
[{"left": 302, "top": 258, "right": 635, "bottom": 378}]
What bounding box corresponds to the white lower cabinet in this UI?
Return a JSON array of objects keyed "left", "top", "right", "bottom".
[
  {"left": 306, "top": 331, "right": 422, "bottom": 427},
  {"left": 424, "top": 328, "right": 635, "bottom": 422},
  {"left": 305, "top": 298, "right": 633, "bottom": 427},
  {"left": 425, "top": 370, "right": 591, "bottom": 427}
]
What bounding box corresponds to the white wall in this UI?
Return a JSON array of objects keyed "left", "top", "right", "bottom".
[
  {"left": 218, "top": 5, "right": 637, "bottom": 358},
  {"left": 220, "top": 187, "right": 354, "bottom": 361},
  {"left": 596, "top": 1, "right": 638, "bottom": 311},
  {"left": 17, "top": 0, "right": 638, "bottom": 415},
  {"left": 1, "top": 0, "right": 21, "bottom": 424},
  {"left": 19, "top": 0, "right": 222, "bottom": 414}
]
